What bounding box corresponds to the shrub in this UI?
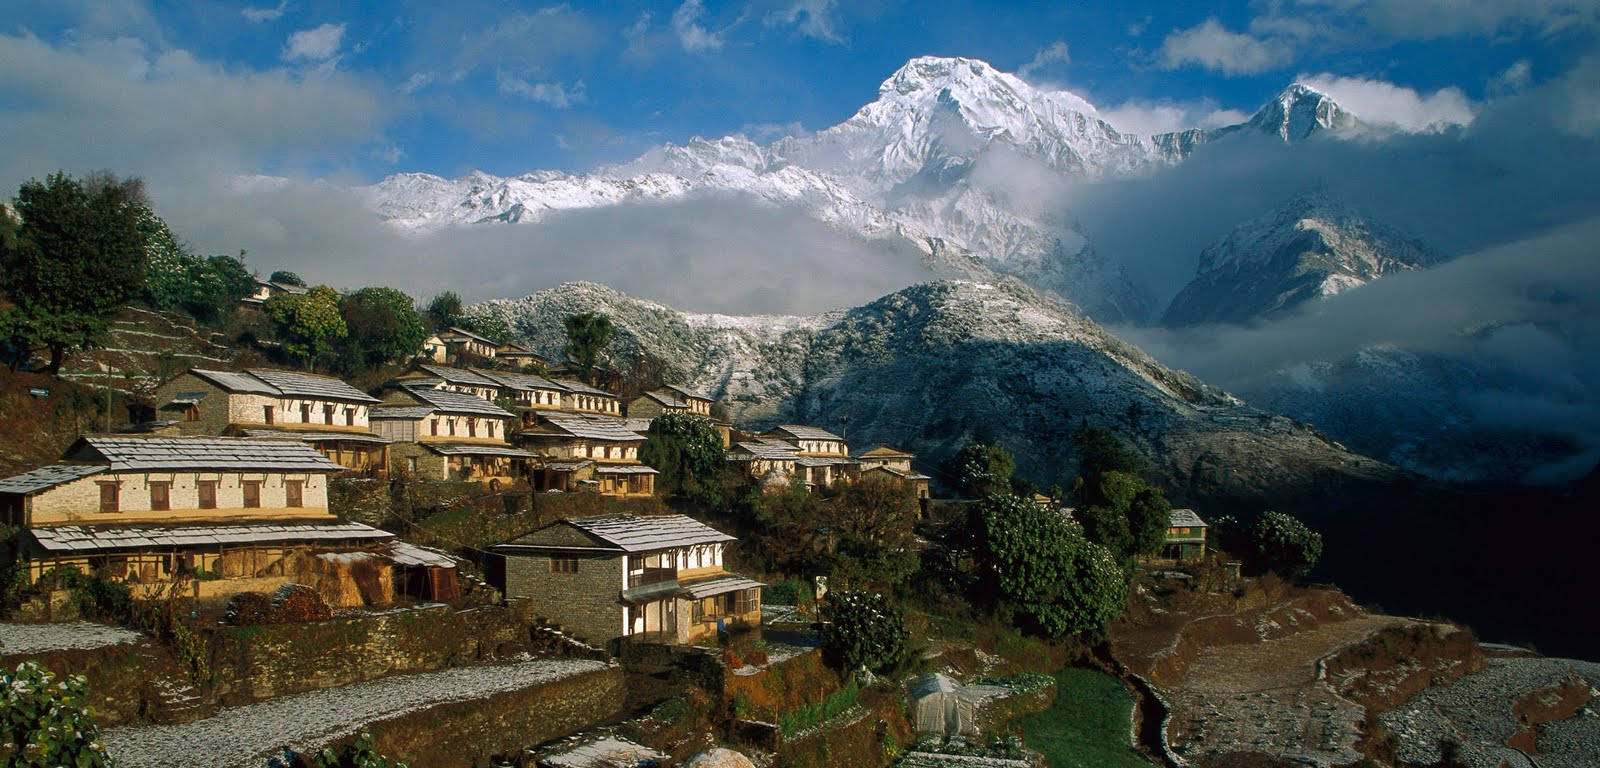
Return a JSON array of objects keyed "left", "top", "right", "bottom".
[
  {"left": 0, "top": 660, "right": 114, "bottom": 767},
  {"left": 314, "top": 731, "right": 409, "bottom": 768},
  {"left": 1252, "top": 511, "right": 1324, "bottom": 580},
  {"left": 821, "top": 590, "right": 908, "bottom": 674},
  {"left": 778, "top": 678, "right": 862, "bottom": 737}
]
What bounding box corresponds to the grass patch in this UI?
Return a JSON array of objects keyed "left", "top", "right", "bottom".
[
  {"left": 1016, "top": 668, "right": 1153, "bottom": 768},
  {"left": 778, "top": 678, "right": 861, "bottom": 737}
]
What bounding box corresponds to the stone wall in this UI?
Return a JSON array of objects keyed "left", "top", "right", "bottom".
[
  {"left": 360, "top": 664, "right": 626, "bottom": 767},
  {"left": 502, "top": 551, "right": 624, "bottom": 644}
]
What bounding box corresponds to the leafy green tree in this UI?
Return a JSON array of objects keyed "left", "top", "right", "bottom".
[
  {"left": 563, "top": 312, "right": 615, "bottom": 384},
  {"left": 265, "top": 285, "right": 348, "bottom": 369},
  {"left": 821, "top": 590, "right": 908, "bottom": 674},
  {"left": 751, "top": 480, "right": 830, "bottom": 575},
  {"left": 1252, "top": 511, "right": 1324, "bottom": 580},
  {"left": 0, "top": 172, "right": 149, "bottom": 373},
  {"left": 640, "top": 412, "right": 726, "bottom": 507},
  {"left": 424, "top": 291, "right": 463, "bottom": 331},
  {"left": 943, "top": 440, "right": 1015, "bottom": 498},
  {"left": 1074, "top": 425, "right": 1147, "bottom": 483},
  {"left": 339, "top": 286, "right": 426, "bottom": 371},
  {"left": 268, "top": 270, "right": 305, "bottom": 286},
  {"left": 825, "top": 476, "right": 920, "bottom": 590},
  {"left": 461, "top": 313, "right": 511, "bottom": 346},
  {"left": 1076, "top": 470, "right": 1171, "bottom": 560},
  {"left": 0, "top": 660, "right": 115, "bottom": 767},
  {"left": 974, "top": 493, "right": 1127, "bottom": 639}
]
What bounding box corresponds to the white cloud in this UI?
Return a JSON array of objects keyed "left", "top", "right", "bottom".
[
  {"left": 672, "top": 0, "right": 723, "bottom": 53},
  {"left": 1293, "top": 0, "right": 1600, "bottom": 40},
  {"left": 766, "top": 0, "right": 843, "bottom": 43},
  {"left": 1158, "top": 18, "right": 1289, "bottom": 76},
  {"left": 496, "top": 71, "right": 585, "bottom": 108},
  {"left": 1298, "top": 73, "right": 1476, "bottom": 131},
  {"left": 283, "top": 22, "right": 345, "bottom": 61},
  {"left": 1100, "top": 99, "right": 1250, "bottom": 135},
  {"left": 1488, "top": 59, "right": 1533, "bottom": 96},
  {"left": 242, "top": 1, "right": 287, "bottom": 23},
  {"left": 1019, "top": 41, "right": 1070, "bottom": 79}
]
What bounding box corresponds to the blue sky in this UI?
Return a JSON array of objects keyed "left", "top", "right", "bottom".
[{"left": 4, "top": 0, "right": 1594, "bottom": 184}]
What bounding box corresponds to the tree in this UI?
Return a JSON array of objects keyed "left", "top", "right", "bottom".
[
  {"left": 825, "top": 476, "right": 920, "bottom": 590},
  {"left": 265, "top": 285, "right": 348, "bottom": 369},
  {"left": 640, "top": 412, "right": 726, "bottom": 508},
  {"left": 0, "top": 172, "right": 149, "bottom": 373},
  {"left": 0, "top": 660, "right": 115, "bottom": 767},
  {"left": 1076, "top": 470, "right": 1171, "bottom": 561},
  {"left": 424, "top": 291, "right": 463, "bottom": 331},
  {"left": 1074, "top": 425, "right": 1147, "bottom": 483},
  {"left": 460, "top": 313, "right": 511, "bottom": 346},
  {"left": 821, "top": 590, "right": 908, "bottom": 674},
  {"left": 751, "top": 480, "right": 830, "bottom": 575},
  {"left": 564, "top": 312, "right": 615, "bottom": 384},
  {"left": 943, "top": 440, "right": 1015, "bottom": 498},
  {"left": 339, "top": 286, "right": 426, "bottom": 371},
  {"left": 1252, "top": 511, "right": 1324, "bottom": 580},
  {"left": 268, "top": 270, "right": 305, "bottom": 286},
  {"left": 974, "top": 493, "right": 1127, "bottom": 639}
]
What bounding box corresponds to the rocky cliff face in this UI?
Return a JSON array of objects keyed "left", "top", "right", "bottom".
[{"left": 470, "top": 280, "right": 1396, "bottom": 499}]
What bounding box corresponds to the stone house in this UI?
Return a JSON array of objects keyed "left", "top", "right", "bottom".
[
  {"left": 238, "top": 278, "right": 308, "bottom": 310},
  {"left": 0, "top": 436, "right": 420, "bottom": 606},
  {"left": 421, "top": 327, "right": 500, "bottom": 363},
  {"left": 1163, "top": 509, "right": 1209, "bottom": 561},
  {"left": 856, "top": 446, "right": 932, "bottom": 499},
  {"left": 151, "top": 368, "right": 389, "bottom": 476},
  {"left": 726, "top": 440, "right": 800, "bottom": 490},
  {"left": 392, "top": 365, "right": 502, "bottom": 402},
  {"left": 394, "top": 364, "right": 622, "bottom": 418},
  {"left": 494, "top": 342, "right": 549, "bottom": 369},
  {"left": 518, "top": 413, "right": 657, "bottom": 498},
  {"left": 626, "top": 385, "right": 715, "bottom": 419},
  {"left": 762, "top": 425, "right": 857, "bottom": 489},
  {"left": 492, "top": 514, "right": 762, "bottom": 647},
  {"left": 371, "top": 384, "right": 535, "bottom": 486}
]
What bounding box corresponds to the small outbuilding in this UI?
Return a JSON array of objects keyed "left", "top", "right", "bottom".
[{"left": 908, "top": 673, "right": 1002, "bottom": 739}]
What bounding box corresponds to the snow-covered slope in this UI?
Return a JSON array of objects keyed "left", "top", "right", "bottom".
[
  {"left": 365, "top": 59, "right": 1366, "bottom": 325},
  {"left": 1162, "top": 193, "right": 1443, "bottom": 326},
  {"left": 468, "top": 280, "right": 1395, "bottom": 497}
]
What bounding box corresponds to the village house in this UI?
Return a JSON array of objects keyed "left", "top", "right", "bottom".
[
  {"left": 420, "top": 326, "right": 500, "bottom": 364},
  {"left": 762, "top": 425, "right": 857, "bottom": 489},
  {"left": 238, "top": 277, "right": 308, "bottom": 310},
  {"left": 151, "top": 368, "right": 389, "bottom": 476},
  {"left": 518, "top": 412, "right": 658, "bottom": 498},
  {"left": 491, "top": 514, "right": 762, "bottom": 647},
  {"left": 726, "top": 439, "right": 801, "bottom": 490},
  {"left": 472, "top": 369, "right": 571, "bottom": 415},
  {"left": 856, "top": 445, "right": 932, "bottom": 500},
  {"left": 626, "top": 385, "right": 715, "bottom": 419},
  {"left": 371, "top": 384, "right": 535, "bottom": 486},
  {"left": 391, "top": 365, "right": 503, "bottom": 402},
  {"left": 395, "top": 364, "right": 623, "bottom": 418},
  {"left": 1163, "top": 508, "right": 1209, "bottom": 562},
  {"left": 0, "top": 437, "right": 455, "bottom": 605},
  {"left": 493, "top": 342, "right": 549, "bottom": 369}
]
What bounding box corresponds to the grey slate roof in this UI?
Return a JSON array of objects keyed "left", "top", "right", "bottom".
[
  {"left": 641, "top": 390, "right": 688, "bottom": 408},
  {"left": 167, "top": 391, "right": 210, "bottom": 405},
  {"left": 440, "top": 326, "right": 496, "bottom": 345},
  {"left": 551, "top": 379, "right": 614, "bottom": 398},
  {"left": 389, "top": 541, "right": 457, "bottom": 568},
  {"left": 0, "top": 465, "right": 108, "bottom": 495},
  {"left": 422, "top": 444, "right": 538, "bottom": 458},
  {"left": 865, "top": 465, "right": 932, "bottom": 481},
  {"left": 247, "top": 369, "right": 380, "bottom": 403},
  {"left": 680, "top": 574, "right": 763, "bottom": 599},
  {"left": 398, "top": 386, "right": 512, "bottom": 418},
  {"left": 369, "top": 406, "right": 435, "bottom": 420},
  {"left": 540, "top": 415, "right": 645, "bottom": 442},
  {"left": 769, "top": 424, "right": 844, "bottom": 442},
  {"left": 796, "top": 456, "right": 856, "bottom": 467},
  {"left": 239, "top": 429, "right": 391, "bottom": 445},
  {"left": 594, "top": 465, "right": 659, "bottom": 475},
  {"left": 76, "top": 437, "right": 343, "bottom": 473},
  {"left": 661, "top": 384, "right": 712, "bottom": 402},
  {"left": 190, "top": 368, "right": 278, "bottom": 395},
  {"left": 567, "top": 514, "right": 734, "bottom": 552},
  {"left": 730, "top": 441, "right": 799, "bottom": 461},
  {"left": 414, "top": 365, "right": 501, "bottom": 388},
  {"left": 540, "top": 460, "right": 594, "bottom": 472},
  {"left": 1169, "top": 508, "right": 1208, "bottom": 528},
  {"left": 31, "top": 521, "right": 392, "bottom": 554},
  {"left": 472, "top": 369, "right": 563, "bottom": 392}
]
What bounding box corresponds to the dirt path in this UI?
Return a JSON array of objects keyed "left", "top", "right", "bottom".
[{"left": 1180, "top": 615, "right": 1405, "bottom": 694}]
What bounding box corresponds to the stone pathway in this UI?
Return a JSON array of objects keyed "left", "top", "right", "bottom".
[
  {"left": 103, "top": 657, "right": 608, "bottom": 768},
  {"left": 0, "top": 621, "right": 143, "bottom": 655}
]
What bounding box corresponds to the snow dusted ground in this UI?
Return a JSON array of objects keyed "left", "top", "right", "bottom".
[
  {"left": 0, "top": 621, "right": 143, "bottom": 655},
  {"left": 102, "top": 657, "right": 608, "bottom": 768}
]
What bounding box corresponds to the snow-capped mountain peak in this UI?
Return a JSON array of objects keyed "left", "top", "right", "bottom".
[{"left": 1247, "top": 83, "right": 1358, "bottom": 142}]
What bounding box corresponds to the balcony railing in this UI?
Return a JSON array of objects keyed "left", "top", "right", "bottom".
[{"left": 627, "top": 567, "right": 677, "bottom": 589}]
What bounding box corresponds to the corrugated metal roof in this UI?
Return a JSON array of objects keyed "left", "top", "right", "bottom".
[
  {"left": 680, "top": 574, "right": 764, "bottom": 599},
  {"left": 594, "top": 465, "right": 659, "bottom": 475},
  {"left": 248, "top": 369, "right": 380, "bottom": 403},
  {"left": 399, "top": 386, "right": 512, "bottom": 417},
  {"left": 79, "top": 437, "right": 343, "bottom": 472},
  {"left": 1170, "top": 508, "right": 1208, "bottom": 528},
  {"left": 0, "top": 465, "right": 108, "bottom": 495},
  {"left": 239, "top": 429, "right": 391, "bottom": 445},
  {"left": 422, "top": 444, "right": 538, "bottom": 458},
  {"left": 769, "top": 424, "right": 844, "bottom": 442},
  {"left": 568, "top": 514, "right": 734, "bottom": 552},
  {"left": 30, "top": 521, "right": 393, "bottom": 553},
  {"left": 189, "top": 368, "right": 278, "bottom": 395},
  {"left": 415, "top": 365, "right": 501, "bottom": 388},
  {"left": 369, "top": 405, "right": 435, "bottom": 420}
]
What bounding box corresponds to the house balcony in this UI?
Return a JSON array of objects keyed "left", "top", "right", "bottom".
[{"left": 628, "top": 567, "right": 677, "bottom": 590}]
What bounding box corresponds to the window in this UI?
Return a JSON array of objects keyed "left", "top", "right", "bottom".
[
  {"left": 345, "top": 408, "right": 355, "bottom": 426},
  {"left": 263, "top": 405, "right": 274, "bottom": 424},
  {"left": 448, "top": 419, "right": 456, "bottom": 436},
  {"left": 488, "top": 422, "right": 496, "bottom": 438},
  {"left": 242, "top": 481, "right": 261, "bottom": 508},
  {"left": 183, "top": 405, "right": 200, "bottom": 422},
  {"left": 285, "top": 480, "right": 303, "bottom": 508},
  {"left": 430, "top": 419, "right": 439, "bottom": 436},
  {"left": 300, "top": 403, "right": 311, "bottom": 423},
  {"left": 468, "top": 420, "right": 476, "bottom": 438},
  {"left": 407, "top": 457, "right": 418, "bottom": 472},
  {"left": 198, "top": 481, "right": 217, "bottom": 509},
  {"left": 149, "top": 481, "right": 170, "bottom": 511},
  {"left": 323, "top": 404, "right": 335, "bottom": 423},
  {"left": 98, "top": 482, "right": 119, "bottom": 513},
  {"left": 549, "top": 557, "right": 579, "bottom": 573}
]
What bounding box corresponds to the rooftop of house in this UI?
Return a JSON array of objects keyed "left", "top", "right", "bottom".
[
  {"left": 407, "top": 365, "right": 501, "bottom": 388},
  {"left": 256, "top": 278, "right": 309, "bottom": 295},
  {"left": 436, "top": 326, "right": 497, "bottom": 345},
  {"left": 421, "top": 444, "right": 539, "bottom": 458},
  {"left": 30, "top": 520, "right": 392, "bottom": 554},
  {"left": 1170, "top": 508, "right": 1208, "bottom": 528},
  {"left": 533, "top": 414, "right": 646, "bottom": 442},
  {"left": 185, "top": 368, "right": 379, "bottom": 404},
  {"left": 859, "top": 445, "right": 915, "bottom": 459},
  {"left": 730, "top": 440, "right": 800, "bottom": 461},
  {"left": 237, "top": 429, "right": 391, "bottom": 444},
  {"left": 769, "top": 424, "right": 845, "bottom": 443},
  {"left": 660, "top": 384, "right": 713, "bottom": 402},
  {"left": 864, "top": 465, "right": 931, "bottom": 480},
  {"left": 388, "top": 382, "right": 512, "bottom": 418},
  {"left": 2, "top": 437, "right": 345, "bottom": 495},
  {"left": 471, "top": 368, "right": 564, "bottom": 393},
  {"left": 498, "top": 513, "right": 735, "bottom": 553}
]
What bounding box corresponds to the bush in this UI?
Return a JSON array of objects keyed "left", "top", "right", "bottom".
[
  {"left": 1252, "top": 511, "right": 1324, "bottom": 580},
  {"left": 314, "top": 731, "right": 409, "bottom": 768},
  {"left": 821, "top": 590, "right": 908, "bottom": 675},
  {"left": 0, "top": 660, "right": 114, "bottom": 767},
  {"left": 974, "top": 493, "right": 1128, "bottom": 640}
]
